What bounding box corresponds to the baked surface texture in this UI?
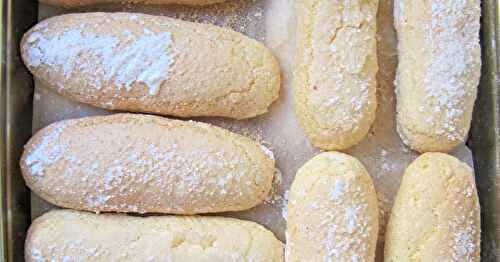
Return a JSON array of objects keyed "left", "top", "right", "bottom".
[
  {"left": 26, "top": 210, "right": 284, "bottom": 261},
  {"left": 294, "top": 0, "right": 378, "bottom": 150},
  {"left": 20, "top": 114, "right": 275, "bottom": 214},
  {"left": 40, "top": 0, "right": 227, "bottom": 7},
  {"left": 286, "top": 152, "right": 378, "bottom": 261},
  {"left": 394, "top": 0, "right": 481, "bottom": 152},
  {"left": 21, "top": 12, "right": 280, "bottom": 119},
  {"left": 384, "top": 153, "right": 480, "bottom": 261}
]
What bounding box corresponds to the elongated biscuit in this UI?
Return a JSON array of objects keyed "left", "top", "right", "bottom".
[
  {"left": 384, "top": 153, "right": 480, "bottom": 261},
  {"left": 294, "top": 0, "right": 378, "bottom": 150},
  {"left": 21, "top": 13, "right": 280, "bottom": 120},
  {"left": 20, "top": 114, "right": 275, "bottom": 214},
  {"left": 394, "top": 0, "right": 481, "bottom": 152},
  {"left": 41, "top": 0, "right": 226, "bottom": 7},
  {"left": 286, "top": 152, "right": 378, "bottom": 261},
  {"left": 26, "top": 210, "right": 284, "bottom": 261}
]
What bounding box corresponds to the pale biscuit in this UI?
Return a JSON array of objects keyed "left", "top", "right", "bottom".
[
  {"left": 384, "top": 153, "right": 480, "bottom": 261},
  {"left": 294, "top": 0, "right": 378, "bottom": 150},
  {"left": 41, "top": 0, "right": 227, "bottom": 7},
  {"left": 286, "top": 152, "right": 378, "bottom": 261},
  {"left": 20, "top": 114, "right": 275, "bottom": 214},
  {"left": 21, "top": 12, "right": 280, "bottom": 119},
  {"left": 26, "top": 209, "right": 284, "bottom": 261},
  {"left": 394, "top": 0, "right": 481, "bottom": 152}
]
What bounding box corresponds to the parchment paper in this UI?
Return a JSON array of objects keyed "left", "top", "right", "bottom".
[{"left": 32, "top": 0, "right": 474, "bottom": 257}]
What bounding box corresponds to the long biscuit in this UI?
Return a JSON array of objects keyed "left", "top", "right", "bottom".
[
  {"left": 21, "top": 13, "right": 280, "bottom": 119},
  {"left": 394, "top": 0, "right": 481, "bottom": 152},
  {"left": 294, "top": 0, "right": 379, "bottom": 150},
  {"left": 21, "top": 114, "right": 275, "bottom": 214},
  {"left": 26, "top": 210, "right": 284, "bottom": 261},
  {"left": 41, "top": 0, "right": 227, "bottom": 7}
]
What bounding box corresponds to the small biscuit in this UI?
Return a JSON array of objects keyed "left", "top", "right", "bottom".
[
  {"left": 26, "top": 210, "right": 284, "bottom": 261},
  {"left": 21, "top": 12, "right": 280, "bottom": 119},
  {"left": 384, "top": 153, "right": 480, "bottom": 261},
  {"left": 286, "top": 152, "right": 378, "bottom": 261},
  {"left": 20, "top": 114, "right": 275, "bottom": 214}
]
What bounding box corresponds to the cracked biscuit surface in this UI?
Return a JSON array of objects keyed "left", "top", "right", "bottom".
[
  {"left": 293, "top": 0, "right": 378, "bottom": 150},
  {"left": 26, "top": 210, "right": 284, "bottom": 261}
]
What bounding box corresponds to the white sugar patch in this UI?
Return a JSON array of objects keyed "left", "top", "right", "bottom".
[
  {"left": 449, "top": 208, "right": 479, "bottom": 261},
  {"left": 259, "top": 144, "right": 275, "bottom": 161},
  {"left": 25, "top": 123, "right": 67, "bottom": 177},
  {"left": 330, "top": 180, "right": 347, "bottom": 201},
  {"left": 87, "top": 195, "right": 111, "bottom": 208},
  {"left": 421, "top": 1, "right": 481, "bottom": 140},
  {"left": 106, "top": 30, "right": 175, "bottom": 95},
  {"left": 452, "top": 229, "right": 476, "bottom": 260},
  {"left": 345, "top": 206, "right": 360, "bottom": 234},
  {"left": 30, "top": 248, "right": 44, "bottom": 262},
  {"left": 25, "top": 28, "right": 175, "bottom": 95},
  {"left": 281, "top": 190, "right": 289, "bottom": 220},
  {"left": 104, "top": 165, "right": 125, "bottom": 190}
]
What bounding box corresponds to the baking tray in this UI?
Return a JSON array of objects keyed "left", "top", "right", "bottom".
[{"left": 0, "top": 0, "right": 498, "bottom": 261}]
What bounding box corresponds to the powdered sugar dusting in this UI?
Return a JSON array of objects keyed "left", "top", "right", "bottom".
[
  {"left": 25, "top": 26, "right": 175, "bottom": 96},
  {"left": 395, "top": 0, "right": 481, "bottom": 142},
  {"left": 259, "top": 144, "right": 275, "bottom": 161},
  {"left": 330, "top": 180, "right": 347, "bottom": 201},
  {"left": 320, "top": 184, "right": 372, "bottom": 262},
  {"left": 451, "top": 227, "right": 477, "bottom": 261},
  {"left": 345, "top": 205, "right": 361, "bottom": 234},
  {"left": 30, "top": 248, "right": 44, "bottom": 262},
  {"left": 34, "top": 230, "right": 107, "bottom": 260},
  {"left": 281, "top": 190, "right": 289, "bottom": 220},
  {"left": 288, "top": 172, "right": 375, "bottom": 261},
  {"left": 307, "top": 0, "right": 377, "bottom": 134},
  {"left": 422, "top": 0, "right": 480, "bottom": 140},
  {"left": 25, "top": 122, "right": 68, "bottom": 177},
  {"left": 23, "top": 116, "right": 272, "bottom": 214},
  {"left": 447, "top": 184, "right": 480, "bottom": 261}
]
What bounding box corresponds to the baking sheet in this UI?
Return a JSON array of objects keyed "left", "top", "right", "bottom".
[{"left": 31, "top": 0, "right": 474, "bottom": 257}]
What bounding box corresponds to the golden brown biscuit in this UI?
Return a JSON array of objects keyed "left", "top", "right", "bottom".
[
  {"left": 21, "top": 13, "right": 280, "bottom": 119},
  {"left": 21, "top": 114, "right": 275, "bottom": 214}
]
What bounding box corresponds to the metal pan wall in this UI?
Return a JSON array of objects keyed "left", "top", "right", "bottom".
[
  {"left": 0, "top": 0, "right": 498, "bottom": 261},
  {"left": 0, "top": 0, "right": 36, "bottom": 261}
]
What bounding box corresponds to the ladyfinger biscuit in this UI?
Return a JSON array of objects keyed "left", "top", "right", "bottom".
[
  {"left": 384, "top": 153, "right": 480, "bottom": 261},
  {"left": 41, "top": 0, "right": 226, "bottom": 7},
  {"left": 394, "top": 0, "right": 481, "bottom": 152},
  {"left": 21, "top": 12, "right": 280, "bottom": 120},
  {"left": 20, "top": 114, "right": 275, "bottom": 214},
  {"left": 26, "top": 210, "right": 284, "bottom": 261},
  {"left": 286, "top": 152, "right": 378, "bottom": 261},
  {"left": 294, "top": 0, "right": 378, "bottom": 150}
]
